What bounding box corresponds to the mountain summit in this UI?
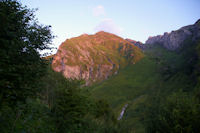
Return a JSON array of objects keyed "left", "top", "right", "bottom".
[
  {"left": 52, "top": 31, "right": 143, "bottom": 85},
  {"left": 145, "top": 19, "right": 200, "bottom": 50}
]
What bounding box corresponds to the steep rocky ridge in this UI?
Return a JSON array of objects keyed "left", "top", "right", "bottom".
[
  {"left": 125, "top": 38, "right": 145, "bottom": 49},
  {"left": 145, "top": 19, "right": 200, "bottom": 50},
  {"left": 52, "top": 31, "right": 143, "bottom": 85}
]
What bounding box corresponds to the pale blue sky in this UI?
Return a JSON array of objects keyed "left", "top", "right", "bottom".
[{"left": 21, "top": 0, "right": 200, "bottom": 52}]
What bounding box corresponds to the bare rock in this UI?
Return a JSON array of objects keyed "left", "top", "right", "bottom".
[{"left": 145, "top": 19, "right": 200, "bottom": 50}]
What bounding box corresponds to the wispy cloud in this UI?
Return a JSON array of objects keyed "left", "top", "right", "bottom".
[
  {"left": 93, "top": 5, "right": 105, "bottom": 17},
  {"left": 94, "top": 18, "right": 123, "bottom": 35}
]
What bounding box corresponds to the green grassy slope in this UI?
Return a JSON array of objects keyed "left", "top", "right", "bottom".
[
  {"left": 90, "top": 56, "right": 160, "bottom": 132},
  {"left": 91, "top": 56, "right": 159, "bottom": 109},
  {"left": 89, "top": 42, "right": 198, "bottom": 132}
]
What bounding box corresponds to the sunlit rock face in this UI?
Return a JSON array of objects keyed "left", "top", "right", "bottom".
[
  {"left": 145, "top": 19, "right": 200, "bottom": 50},
  {"left": 52, "top": 31, "right": 144, "bottom": 85}
]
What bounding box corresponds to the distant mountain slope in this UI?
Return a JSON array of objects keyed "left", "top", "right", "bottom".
[
  {"left": 125, "top": 38, "right": 145, "bottom": 49},
  {"left": 89, "top": 41, "right": 199, "bottom": 132},
  {"left": 88, "top": 20, "right": 200, "bottom": 132},
  {"left": 145, "top": 19, "right": 200, "bottom": 50},
  {"left": 52, "top": 31, "right": 144, "bottom": 85}
]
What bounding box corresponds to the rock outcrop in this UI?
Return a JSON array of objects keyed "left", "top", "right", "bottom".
[
  {"left": 52, "top": 31, "right": 144, "bottom": 85},
  {"left": 125, "top": 39, "right": 145, "bottom": 49},
  {"left": 145, "top": 19, "right": 200, "bottom": 50}
]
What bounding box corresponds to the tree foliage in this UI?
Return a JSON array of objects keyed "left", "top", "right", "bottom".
[
  {"left": 143, "top": 40, "right": 200, "bottom": 133},
  {"left": 144, "top": 92, "right": 200, "bottom": 133},
  {"left": 0, "top": 0, "right": 54, "bottom": 104},
  {"left": 0, "top": 1, "right": 118, "bottom": 132}
]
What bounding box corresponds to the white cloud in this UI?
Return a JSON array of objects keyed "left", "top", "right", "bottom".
[
  {"left": 94, "top": 18, "right": 123, "bottom": 35},
  {"left": 93, "top": 5, "right": 105, "bottom": 17}
]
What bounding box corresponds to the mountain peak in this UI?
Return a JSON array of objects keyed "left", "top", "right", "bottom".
[
  {"left": 145, "top": 19, "right": 200, "bottom": 50},
  {"left": 195, "top": 19, "right": 200, "bottom": 25},
  {"left": 81, "top": 33, "right": 89, "bottom": 36},
  {"left": 95, "top": 31, "right": 116, "bottom": 36},
  {"left": 52, "top": 32, "right": 143, "bottom": 85},
  {"left": 96, "top": 31, "right": 109, "bottom": 34},
  {"left": 96, "top": 31, "right": 106, "bottom": 34}
]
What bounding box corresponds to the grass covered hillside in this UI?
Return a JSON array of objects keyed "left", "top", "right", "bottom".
[
  {"left": 89, "top": 39, "right": 200, "bottom": 132},
  {"left": 52, "top": 31, "right": 144, "bottom": 85}
]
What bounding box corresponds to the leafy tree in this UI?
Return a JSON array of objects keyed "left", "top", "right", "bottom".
[
  {"left": 39, "top": 67, "right": 118, "bottom": 133},
  {"left": 0, "top": 0, "right": 54, "bottom": 104},
  {"left": 0, "top": 1, "right": 120, "bottom": 133},
  {"left": 144, "top": 92, "right": 200, "bottom": 133}
]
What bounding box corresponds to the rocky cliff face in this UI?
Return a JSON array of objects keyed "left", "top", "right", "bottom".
[
  {"left": 52, "top": 31, "right": 143, "bottom": 85},
  {"left": 125, "top": 39, "right": 145, "bottom": 49},
  {"left": 145, "top": 19, "right": 200, "bottom": 50}
]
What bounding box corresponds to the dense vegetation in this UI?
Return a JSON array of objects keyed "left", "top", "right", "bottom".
[
  {"left": 90, "top": 41, "right": 200, "bottom": 132},
  {"left": 0, "top": 0, "right": 117, "bottom": 132},
  {"left": 1, "top": 0, "right": 200, "bottom": 133}
]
